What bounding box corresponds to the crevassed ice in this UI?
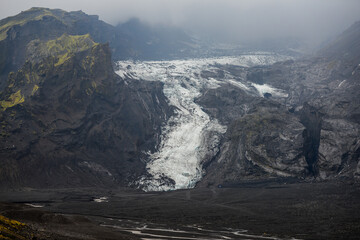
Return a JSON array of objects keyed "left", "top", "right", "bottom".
[{"left": 116, "top": 54, "right": 290, "bottom": 191}]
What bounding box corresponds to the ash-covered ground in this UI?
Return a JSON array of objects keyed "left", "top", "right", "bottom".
[{"left": 1, "top": 180, "right": 360, "bottom": 239}]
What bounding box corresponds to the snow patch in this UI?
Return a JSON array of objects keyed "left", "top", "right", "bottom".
[
  {"left": 93, "top": 197, "right": 108, "bottom": 203},
  {"left": 252, "top": 83, "right": 288, "bottom": 98},
  {"left": 227, "top": 79, "right": 250, "bottom": 91},
  {"left": 25, "top": 203, "right": 45, "bottom": 208},
  {"left": 338, "top": 80, "right": 346, "bottom": 88}
]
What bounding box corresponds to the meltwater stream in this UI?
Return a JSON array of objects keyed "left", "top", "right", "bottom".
[{"left": 116, "top": 53, "right": 290, "bottom": 191}]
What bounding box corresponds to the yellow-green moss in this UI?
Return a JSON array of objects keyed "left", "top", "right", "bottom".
[
  {"left": 85, "top": 88, "right": 93, "bottom": 96},
  {"left": 36, "top": 34, "right": 97, "bottom": 67},
  {"left": 82, "top": 55, "right": 96, "bottom": 71},
  {"left": 24, "top": 73, "right": 31, "bottom": 83},
  {"left": 0, "top": 215, "right": 26, "bottom": 239},
  {"left": 0, "top": 225, "right": 26, "bottom": 240},
  {"left": 22, "top": 71, "right": 39, "bottom": 84},
  {"left": 0, "top": 215, "right": 25, "bottom": 228},
  {"left": 0, "top": 90, "right": 25, "bottom": 111},
  {"left": 85, "top": 81, "right": 98, "bottom": 96},
  {"left": 54, "top": 52, "right": 71, "bottom": 66},
  {"left": 31, "top": 84, "right": 39, "bottom": 95},
  {"left": 46, "top": 34, "right": 96, "bottom": 55},
  {"left": 0, "top": 8, "right": 62, "bottom": 41}
]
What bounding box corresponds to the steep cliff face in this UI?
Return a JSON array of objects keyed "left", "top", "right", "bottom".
[
  {"left": 263, "top": 23, "right": 360, "bottom": 180},
  {"left": 197, "top": 21, "right": 360, "bottom": 185},
  {"left": 0, "top": 8, "right": 69, "bottom": 84},
  {"left": 0, "top": 34, "right": 171, "bottom": 188},
  {"left": 300, "top": 103, "right": 322, "bottom": 176},
  {"left": 197, "top": 85, "right": 307, "bottom": 186},
  {"left": 200, "top": 103, "right": 307, "bottom": 186}
]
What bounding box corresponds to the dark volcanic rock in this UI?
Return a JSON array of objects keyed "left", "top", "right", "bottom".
[
  {"left": 300, "top": 102, "right": 322, "bottom": 176},
  {"left": 199, "top": 99, "right": 307, "bottom": 186},
  {"left": 195, "top": 84, "right": 257, "bottom": 125},
  {"left": 0, "top": 34, "right": 171, "bottom": 189},
  {"left": 198, "top": 20, "right": 360, "bottom": 185},
  {"left": 0, "top": 8, "right": 109, "bottom": 87}
]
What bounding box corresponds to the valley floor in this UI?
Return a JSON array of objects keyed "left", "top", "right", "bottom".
[{"left": 1, "top": 180, "right": 360, "bottom": 239}]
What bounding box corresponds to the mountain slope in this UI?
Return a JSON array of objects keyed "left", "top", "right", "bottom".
[
  {"left": 0, "top": 7, "right": 195, "bottom": 88},
  {"left": 0, "top": 7, "right": 359, "bottom": 190},
  {"left": 197, "top": 21, "right": 360, "bottom": 186},
  {"left": 114, "top": 18, "right": 195, "bottom": 60},
  {"left": 319, "top": 20, "right": 360, "bottom": 61},
  {"left": 0, "top": 33, "right": 171, "bottom": 189}
]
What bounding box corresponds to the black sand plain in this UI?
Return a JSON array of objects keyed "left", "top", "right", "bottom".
[{"left": 1, "top": 179, "right": 360, "bottom": 239}]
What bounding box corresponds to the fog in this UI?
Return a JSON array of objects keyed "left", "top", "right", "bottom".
[{"left": 1, "top": 0, "right": 360, "bottom": 47}]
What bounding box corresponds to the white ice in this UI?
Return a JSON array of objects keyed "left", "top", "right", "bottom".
[
  {"left": 93, "top": 196, "right": 109, "bottom": 203},
  {"left": 116, "top": 54, "right": 290, "bottom": 191},
  {"left": 252, "top": 83, "right": 289, "bottom": 98},
  {"left": 338, "top": 80, "right": 346, "bottom": 88},
  {"left": 25, "top": 203, "right": 45, "bottom": 208}
]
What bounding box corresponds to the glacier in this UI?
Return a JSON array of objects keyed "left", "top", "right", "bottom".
[{"left": 116, "top": 53, "right": 290, "bottom": 191}]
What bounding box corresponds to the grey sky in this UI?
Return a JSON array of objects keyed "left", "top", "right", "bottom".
[{"left": 1, "top": 0, "right": 360, "bottom": 46}]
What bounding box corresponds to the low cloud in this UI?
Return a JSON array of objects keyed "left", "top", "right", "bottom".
[{"left": 1, "top": 0, "right": 360, "bottom": 47}]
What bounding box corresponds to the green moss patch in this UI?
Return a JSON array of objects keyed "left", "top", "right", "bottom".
[
  {"left": 0, "top": 90, "right": 25, "bottom": 111},
  {"left": 0, "top": 214, "right": 26, "bottom": 240},
  {"left": 0, "top": 7, "right": 63, "bottom": 41},
  {"left": 28, "top": 33, "right": 98, "bottom": 67},
  {"left": 31, "top": 84, "right": 39, "bottom": 96}
]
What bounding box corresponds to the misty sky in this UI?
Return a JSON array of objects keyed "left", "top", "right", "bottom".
[{"left": 1, "top": 0, "right": 360, "bottom": 47}]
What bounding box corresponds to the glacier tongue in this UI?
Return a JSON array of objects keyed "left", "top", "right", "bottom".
[{"left": 116, "top": 54, "right": 290, "bottom": 191}]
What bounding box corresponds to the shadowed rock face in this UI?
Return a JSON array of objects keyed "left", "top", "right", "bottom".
[
  {"left": 300, "top": 103, "right": 322, "bottom": 176},
  {"left": 197, "top": 88, "right": 307, "bottom": 186},
  {"left": 0, "top": 34, "right": 172, "bottom": 189}
]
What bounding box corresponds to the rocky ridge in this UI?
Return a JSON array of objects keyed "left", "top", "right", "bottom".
[
  {"left": 198, "top": 22, "right": 360, "bottom": 186},
  {"left": 0, "top": 7, "right": 196, "bottom": 88},
  {"left": 0, "top": 33, "right": 172, "bottom": 189}
]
